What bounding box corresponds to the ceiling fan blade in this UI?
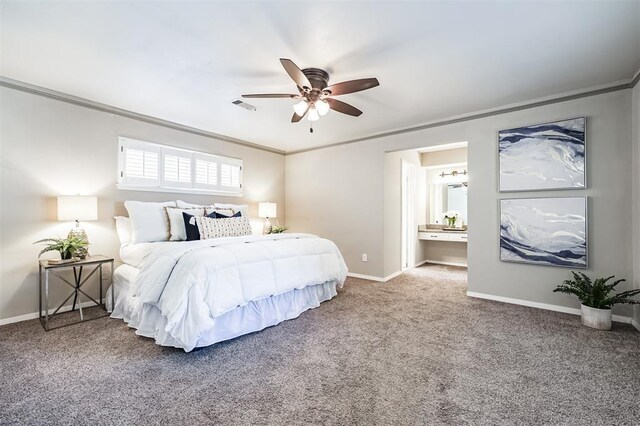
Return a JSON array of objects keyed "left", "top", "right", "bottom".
[
  {"left": 280, "top": 58, "right": 312, "bottom": 89},
  {"left": 291, "top": 106, "right": 308, "bottom": 123},
  {"left": 324, "top": 78, "right": 379, "bottom": 96},
  {"left": 242, "top": 94, "right": 299, "bottom": 98},
  {"left": 325, "top": 98, "right": 362, "bottom": 117}
]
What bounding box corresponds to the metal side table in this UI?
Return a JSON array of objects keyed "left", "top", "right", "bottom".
[{"left": 39, "top": 255, "right": 115, "bottom": 331}]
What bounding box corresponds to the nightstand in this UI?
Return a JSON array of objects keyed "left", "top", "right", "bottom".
[{"left": 39, "top": 255, "right": 114, "bottom": 331}]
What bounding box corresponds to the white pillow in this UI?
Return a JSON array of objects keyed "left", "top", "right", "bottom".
[
  {"left": 177, "top": 200, "right": 247, "bottom": 216},
  {"left": 114, "top": 216, "right": 132, "bottom": 245},
  {"left": 214, "top": 203, "right": 249, "bottom": 217},
  {"left": 124, "top": 201, "right": 176, "bottom": 243},
  {"left": 195, "top": 216, "right": 252, "bottom": 239},
  {"left": 165, "top": 207, "right": 205, "bottom": 241},
  {"left": 176, "top": 200, "right": 213, "bottom": 209}
]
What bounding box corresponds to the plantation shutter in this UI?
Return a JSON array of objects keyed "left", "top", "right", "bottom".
[
  {"left": 220, "top": 160, "right": 242, "bottom": 190},
  {"left": 117, "top": 137, "right": 242, "bottom": 196},
  {"left": 161, "top": 147, "right": 192, "bottom": 189},
  {"left": 194, "top": 153, "right": 219, "bottom": 190},
  {"left": 119, "top": 138, "right": 161, "bottom": 187}
]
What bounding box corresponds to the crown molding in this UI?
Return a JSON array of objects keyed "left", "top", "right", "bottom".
[
  {"left": 631, "top": 68, "right": 640, "bottom": 88},
  {"left": 287, "top": 78, "right": 635, "bottom": 155},
  {"left": 0, "top": 76, "right": 286, "bottom": 155},
  {"left": 2, "top": 72, "right": 637, "bottom": 157}
]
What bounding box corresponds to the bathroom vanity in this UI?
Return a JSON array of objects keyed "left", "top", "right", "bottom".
[
  {"left": 418, "top": 227, "right": 467, "bottom": 243},
  {"left": 419, "top": 165, "right": 468, "bottom": 266}
]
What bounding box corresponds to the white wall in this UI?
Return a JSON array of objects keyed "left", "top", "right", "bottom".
[
  {"left": 421, "top": 147, "right": 467, "bottom": 167},
  {"left": 633, "top": 82, "right": 640, "bottom": 326},
  {"left": 285, "top": 143, "right": 385, "bottom": 278},
  {"left": 286, "top": 90, "right": 635, "bottom": 318},
  {"left": 0, "top": 87, "right": 285, "bottom": 322}
]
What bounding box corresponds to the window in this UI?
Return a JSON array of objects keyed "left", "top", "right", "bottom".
[
  {"left": 118, "top": 137, "right": 243, "bottom": 196},
  {"left": 162, "top": 148, "right": 192, "bottom": 189},
  {"left": 221, "top": 163, "right": 241, "bottom": 188}
]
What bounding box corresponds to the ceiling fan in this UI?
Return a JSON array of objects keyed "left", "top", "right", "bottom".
[{"left": 242, "top": 58, "right": 379, "bottom": 131}]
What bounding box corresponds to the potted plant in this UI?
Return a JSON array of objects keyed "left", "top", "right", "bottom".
[
  {"left": 553, "top": 271, "right": 640, "bottom": 330},
  {"left": 34, "top": 235, "right": 89, "bottom": 263},
  {"left": 443, "top": 211, "right": 459, "bottom": 228},
  {"left": 270, "top": 225, "right": 289, "bottom": 234}
]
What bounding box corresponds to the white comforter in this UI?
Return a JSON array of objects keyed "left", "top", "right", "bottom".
[{"left": 125, "top": 233, "right": 347, "bottom": 351}]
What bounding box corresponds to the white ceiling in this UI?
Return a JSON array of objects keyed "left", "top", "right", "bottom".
[{"left": 2, "top": 1, "right": 639, "bottom": 153}]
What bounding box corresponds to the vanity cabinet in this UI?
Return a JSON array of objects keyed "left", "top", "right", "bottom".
[{"left": 418, "top": 231, "right": 467, "bottom": 242}]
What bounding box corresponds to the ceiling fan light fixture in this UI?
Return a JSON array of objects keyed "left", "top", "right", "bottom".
[
  {"left": 307, "top": 107, "right": 320, "bottom": 122},
  {"left": 315, "top": 99, "right": 330, "bottom": 116},
  {"left": 242, "top": 58, "right": 379, "bottom": 130},
  {"left": 293, "top": 100, "right": 308, "bottom": 116}
]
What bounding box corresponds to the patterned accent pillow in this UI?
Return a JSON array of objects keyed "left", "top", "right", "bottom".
[
  {"left": 165, "top": 207, "right": 205, "bottom": 241},
  {"left": 205, "top": 207, "right": 235, "bottom": 216},
  {"left": 214, "top": 210, "right": 242, "bottom": 219},
  {"left": 183, "top": 211, "right": 210, "bottom": 241},
  {"left": 175, "top": 201, "right": 234, "bottom": 216},
  {"left": 195, "top": 216, "right": 252, "bottom": 239}
]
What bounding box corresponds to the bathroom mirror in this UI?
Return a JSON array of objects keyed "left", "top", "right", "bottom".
[{"left": 428, "top": 183, "right": 468, "bottom": 225}]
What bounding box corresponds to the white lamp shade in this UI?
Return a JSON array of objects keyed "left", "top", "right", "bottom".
[
  {"left": 315, "top": 99, "right": 330, "bottom": 116},
  {"left": 293, "top": 100, "right": 308, "bottom": 116},
  {"left": 58, "top": 196, "right": 98, "bottom": 221},
  {"left": 258, "top": 202, "right": 277, "bottom": 218},
  {"left": 307, "top": 107, "right": 320, "bottom": 122}
]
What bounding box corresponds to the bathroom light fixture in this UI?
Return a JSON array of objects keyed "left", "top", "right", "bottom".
[{"left": 439, "top": 170, "right": 468, "bottom": 178}]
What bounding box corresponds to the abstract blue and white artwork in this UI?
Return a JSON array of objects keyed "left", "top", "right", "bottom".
[
  {"left": 499, "top": 117, "right": 585, "bottom": 192},
  {"left": 500, "top": 197, "right": 587, "bottom": 268}
]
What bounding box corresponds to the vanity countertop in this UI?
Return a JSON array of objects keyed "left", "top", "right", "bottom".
[{"left": 418, "top": 225, "right": 467, "bottom": 233}]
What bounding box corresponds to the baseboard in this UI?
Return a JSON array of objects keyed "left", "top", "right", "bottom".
[
  {"left": 347, "top": 272, "right": 385, "bottom": 282},
  {"left": 346, "top": 270, "right": 403, "bottom": 283},
  {"left": 423, "top": 259, "right": 468, "bottom": 268},
  {"left": 632, "top": 319, "right": 640, "bottom": 332},
  {"left": 0, "top": 299, "right": 106, "bottom": 326},
  {"left": 466, "top": 291, "right": 632, "bottom": 324},
  {"left": 384, "top": 270, "right": 403, "bottom": 282},
  {"left": 347, "top": 262, "right": 465, "bottom": 283}
]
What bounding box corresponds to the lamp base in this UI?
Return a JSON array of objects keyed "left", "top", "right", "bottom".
[
  {"left": 263, "top": 218, "right": 272, "bottom": 235},
  {"left": 68, "top": 222, "right": 89, "bottom": 259}
]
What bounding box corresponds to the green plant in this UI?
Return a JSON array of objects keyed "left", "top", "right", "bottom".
[
  {"left": 270, "top": 225, "right": 288, "bottom": 234},
  {"left": 34, "top": 235, "right": 89, "bottom": 259},
  {"left": 553, "top": 271, "right": 640, "bottom": 309}
]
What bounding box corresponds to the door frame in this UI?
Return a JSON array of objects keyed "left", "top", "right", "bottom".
[{"left": 401, "top": 160, "right": 416, "bottom": 270}]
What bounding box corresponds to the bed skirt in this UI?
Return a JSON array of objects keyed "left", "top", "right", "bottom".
[{"left": 107, "top": 265, "right": 338, "bottom": 351}]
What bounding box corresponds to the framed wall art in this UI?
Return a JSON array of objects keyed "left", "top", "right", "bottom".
[
  {"left": 498, "top": 117, "right": 585, "bottom": 192},
  {"left": 500, "top": 197, "right": 587, "bottom": 268}
]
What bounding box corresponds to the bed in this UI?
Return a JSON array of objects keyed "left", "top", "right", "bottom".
[{"left": 108, "top": 211, "right": 347, "bottom": 352}]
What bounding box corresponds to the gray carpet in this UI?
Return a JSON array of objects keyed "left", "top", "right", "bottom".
[{"left": 1, "top": 264, "right": 639, "bottom": 425}]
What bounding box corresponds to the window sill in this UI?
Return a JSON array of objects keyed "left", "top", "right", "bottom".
[{"left": 116, "top": 184, "right": 243, "bottom": 198}]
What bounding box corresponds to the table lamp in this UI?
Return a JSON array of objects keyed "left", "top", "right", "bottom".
[
  {"left": 58, "top": 195, "right": 98, "bottom": 259},
  {"left": 258, "top": 202, "right": 277, "bottom": 234}
]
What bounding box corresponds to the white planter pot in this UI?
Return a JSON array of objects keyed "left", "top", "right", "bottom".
[{"left": 580, "top": 304, "right": 612, "bottom": 330}]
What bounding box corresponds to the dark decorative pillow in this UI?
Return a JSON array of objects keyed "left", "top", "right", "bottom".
[
  {"left": 183, "top": 211, "right": 217, "bottom": 241},
  {"left": 214, "top": 210, "right": 242, "bottom": 219}
]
